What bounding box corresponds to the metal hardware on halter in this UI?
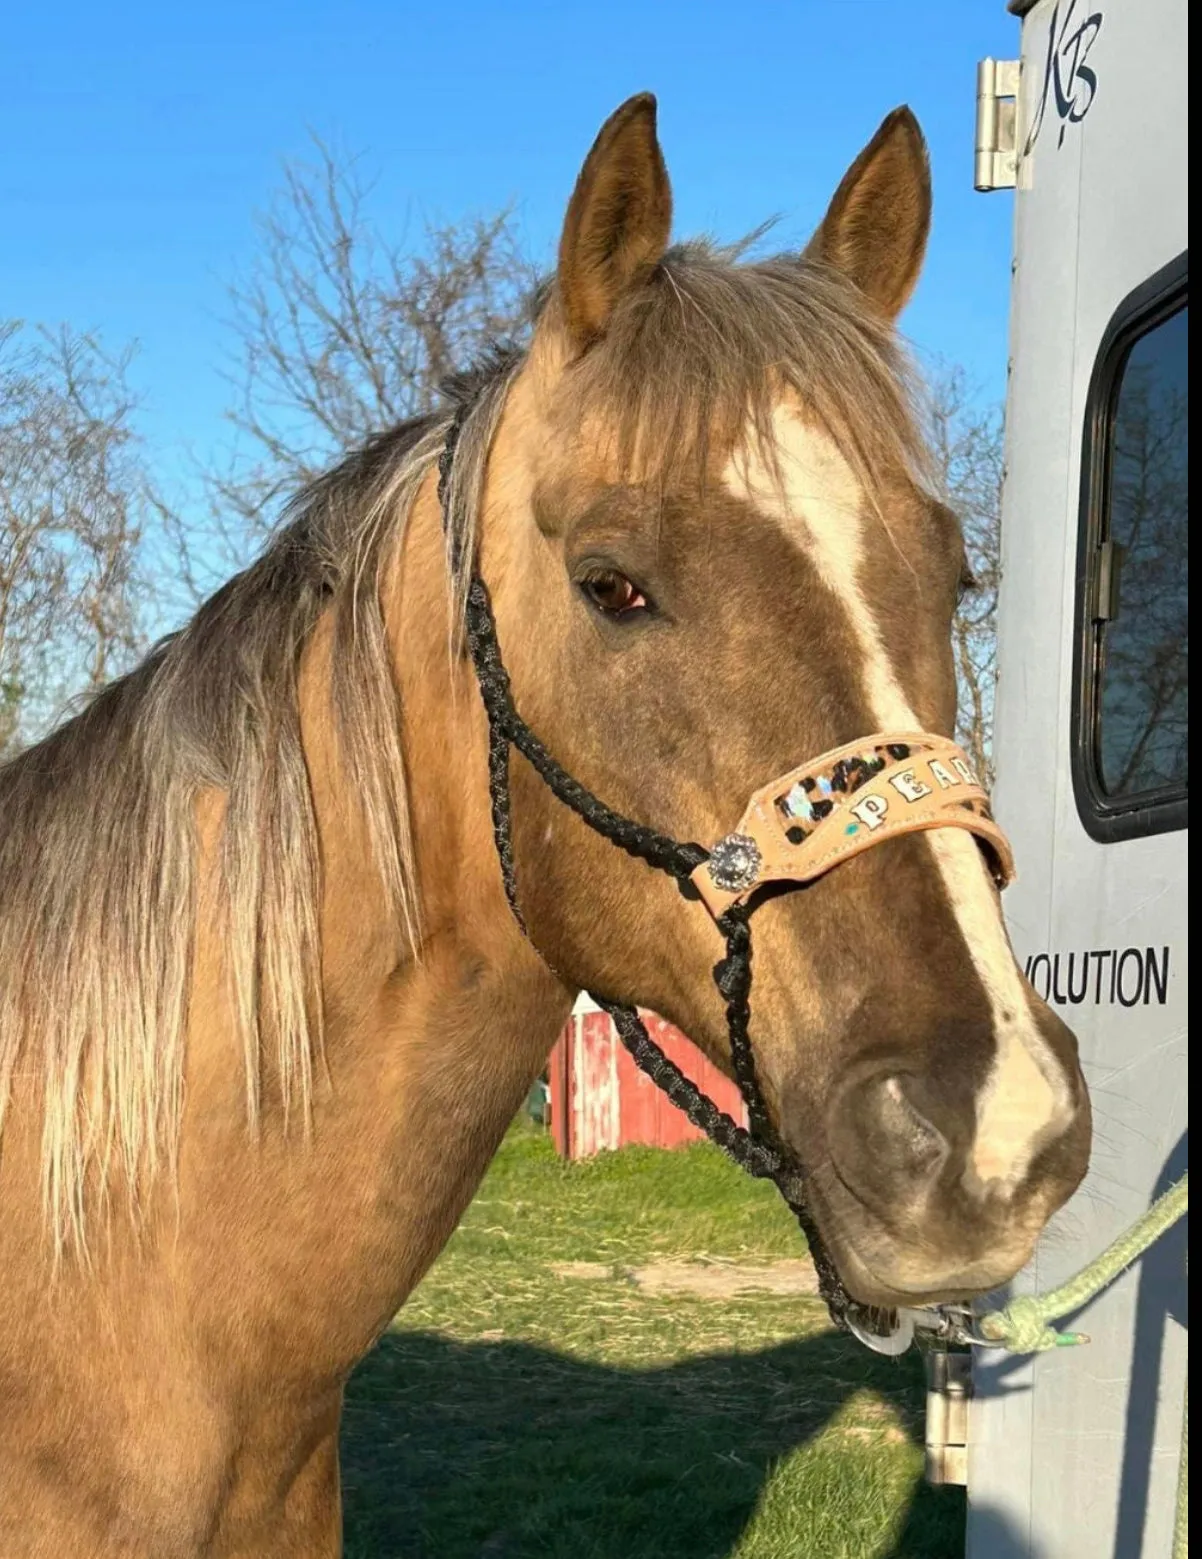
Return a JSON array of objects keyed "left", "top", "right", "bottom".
[
  {"left": 845, "top": 1302, "right": 987, "bottom": 1357},
  {"left": 704, "top": 833, "right": 762, "bottom": 895}
]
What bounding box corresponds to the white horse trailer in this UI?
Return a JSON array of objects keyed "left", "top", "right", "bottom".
[{"left": 968, "top": 2, "right": 1187, "bottom": 1556}]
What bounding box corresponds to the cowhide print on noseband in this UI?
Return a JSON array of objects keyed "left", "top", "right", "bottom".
[{"left": 688, "top": 732, "right": 1012, "bottom": 918}]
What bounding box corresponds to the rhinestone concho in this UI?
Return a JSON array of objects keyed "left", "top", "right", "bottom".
[{"left": 706, "top": 832, "right": 763, "bottom": 894}]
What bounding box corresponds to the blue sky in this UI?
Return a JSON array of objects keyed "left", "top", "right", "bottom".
[{"left": 1, "top": 1, "right": 1019, "bottom": 513}]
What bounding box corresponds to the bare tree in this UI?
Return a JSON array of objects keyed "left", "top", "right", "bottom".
[
  {"left": 192, "top": 139, "right": 540, "bottom": 575},
  {"left": 0, "top": 323, "right": 149, "bottom": 753},
  {"left": 924, "top": 360, "right": 1004, "bottom": 783}
]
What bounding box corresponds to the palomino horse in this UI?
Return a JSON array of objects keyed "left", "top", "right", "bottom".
[{"left": 0, "top": 96, "right": 1090, "bottom": 1554}]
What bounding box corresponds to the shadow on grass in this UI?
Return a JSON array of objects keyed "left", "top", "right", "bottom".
[{"left": 342, "top": 1328, "right": 965, "bottom": 1558}]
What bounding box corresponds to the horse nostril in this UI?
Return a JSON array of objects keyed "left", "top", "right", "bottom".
[
  {"left": 829, "top": 1068, "right": 950, "bottom": 1209},
  {"left": 877, "top": 1074, "right": 948, "bottom": 1171}
]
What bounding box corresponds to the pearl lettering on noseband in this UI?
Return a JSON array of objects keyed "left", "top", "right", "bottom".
[
  {"left": 850, "top": 794, "right": 889, "bottom": 829},
  {"left": 889, "top": 768, "right": 933, "bottom": 803}
]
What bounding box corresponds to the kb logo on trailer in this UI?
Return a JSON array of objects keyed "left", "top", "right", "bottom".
[{"left": 1025, "top": 0, "right": 1104, "bottom": 153}]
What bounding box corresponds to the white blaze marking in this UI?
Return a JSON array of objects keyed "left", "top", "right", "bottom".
[{"left": 723, "top": 406, "right": 1070, "bottom": 1187}]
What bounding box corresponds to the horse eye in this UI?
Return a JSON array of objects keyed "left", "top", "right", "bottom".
[{"left": 580, "top": 570, "right": 648, "bottom": 618}]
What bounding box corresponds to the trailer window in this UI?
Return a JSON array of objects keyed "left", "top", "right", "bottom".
[{"left": 1073, "top": 254, "right": 1188, "bottom": 840}]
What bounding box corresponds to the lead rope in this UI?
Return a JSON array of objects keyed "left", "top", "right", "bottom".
[
  {"left": 437, "top": 408, "right": 853, "bottom": 1330},
  {"left": 1175, "top": 1377, "right": 1188, "bottom": 1559},
  {"left": 974, "top": 1174, "right": 1188, "bottom": 1354}
]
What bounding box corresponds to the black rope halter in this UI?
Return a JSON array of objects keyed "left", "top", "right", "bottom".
[{"left": 436, "top": 390, "right": 854, "bottom": 1332}]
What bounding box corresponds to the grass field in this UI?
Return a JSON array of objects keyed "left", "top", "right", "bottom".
[{"left": 341, "top": 1122, "right": 966, "bottom": 1558}]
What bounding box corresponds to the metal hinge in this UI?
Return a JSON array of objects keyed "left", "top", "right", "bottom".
[
  {"left": 975, "top": 58, "right": 1021, "bottom": 191},
  {"left": 1092, "top": 539, "right": 1126, "bottom": 623},
  {"left": 925, "top": 1351, "right": 972, "bottom": 1485}
]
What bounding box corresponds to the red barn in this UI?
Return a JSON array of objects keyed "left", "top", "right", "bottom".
[{"left": 548, "top": 995, "right": 747, "bottom": 1159}]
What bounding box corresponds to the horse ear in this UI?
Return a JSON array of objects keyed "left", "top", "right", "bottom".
[
  {"left": 557, "top": 93, "right": 673, "bottom": 352},
  {"left": 806, "top": 107, "right": 931, "bottom": 320}
]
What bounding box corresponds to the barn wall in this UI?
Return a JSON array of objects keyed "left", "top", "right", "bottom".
[{"left": 549, "top": 997, "right": 747, "bottom": 1158}]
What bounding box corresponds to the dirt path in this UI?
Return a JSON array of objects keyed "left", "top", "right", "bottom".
[{"left": 548, "top": 1256, "right": 820, "bottom": 1299}]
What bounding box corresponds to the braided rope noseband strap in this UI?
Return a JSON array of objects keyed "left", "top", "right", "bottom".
[{"left": 436, "top": 391, "right": 1016, "bottom": 1338}]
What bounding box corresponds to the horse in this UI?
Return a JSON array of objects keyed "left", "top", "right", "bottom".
[{"left": 0, "top": 95, "right": 1091, "bottom": 1555}]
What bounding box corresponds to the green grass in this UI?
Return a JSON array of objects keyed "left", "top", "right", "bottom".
[{"left": 341, "top": 1123, "right": 965, "bottom": 1558}]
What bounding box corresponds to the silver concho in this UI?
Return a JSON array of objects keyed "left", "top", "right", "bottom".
[{"left": 706, "top": 833, "right": 762, "bottom": 894}]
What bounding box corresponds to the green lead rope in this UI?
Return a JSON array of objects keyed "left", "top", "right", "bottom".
[
  {"left": 976, "top": 1174, "right": 1188, "bottom": 1352},
  {"left": 974, "top": 1174, "right": 1188, "bottom": 1559},
  {"left": 1174, "top": 1379, "right": 1188, "bottom": 1559}
]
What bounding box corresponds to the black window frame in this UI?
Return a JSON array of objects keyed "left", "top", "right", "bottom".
[{"left": 1071, "top": 249, "right": 1189, "bottom": 842}]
